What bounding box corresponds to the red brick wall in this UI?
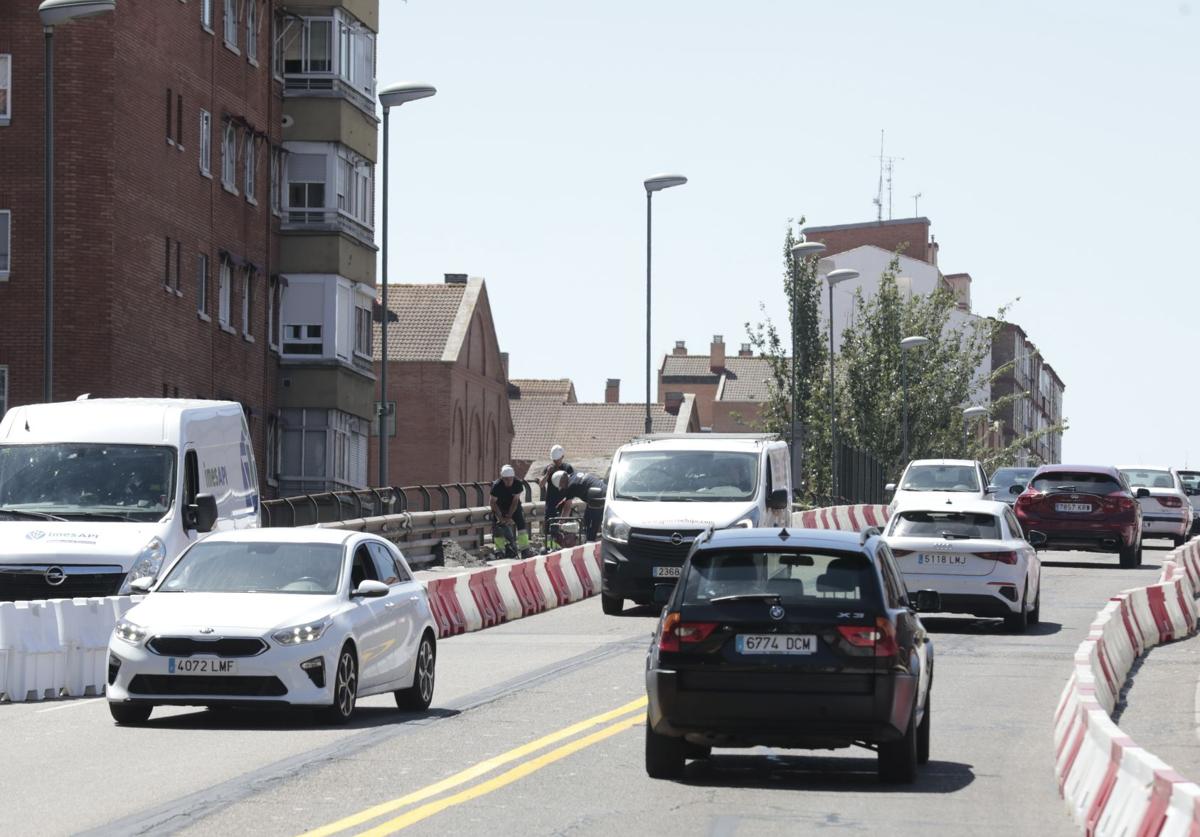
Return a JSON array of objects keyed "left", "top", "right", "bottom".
[
  {"left": 712, "top": 401, "right": 764, "bottom": 433},
  {"left": 0, "top": 2, "right": 279, "bottom": 486},
  {"left": 658, "top": 375, "right": 719, "bottom": 429},
  {"left": 804, "top": 219, "right": 933, "bottom": 263}
]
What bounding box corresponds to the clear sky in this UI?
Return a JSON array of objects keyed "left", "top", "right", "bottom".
[{"left": 374, "top": 0, "right": 1199, "bottom": 466}]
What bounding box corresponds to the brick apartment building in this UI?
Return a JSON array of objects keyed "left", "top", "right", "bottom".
[{"left": 0, "top": 1, "right": 383, "bottom": 496}]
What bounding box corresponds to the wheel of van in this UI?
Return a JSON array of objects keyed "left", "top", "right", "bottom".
[
  {"left": 1119, "top": 542, "right": 1138, "bottom": 569},
  {"left": 109, "top": 702, "right": 152, "bottom": 726},
  {"left": 318, "top": 644, "right": 358, "bottom": 725},
  {"left": 645, "top": 715, "right": 686, "bottom": 779},
  {"left": 395, "top": 631, "right": 436, "bottom": 712},
  {"left": 878, "top": 704, "right": 918, "bottom": 783},
  {"left": 916, "top": 693, "right": 931, "bottom": 765},
  {"left": 601, "top": 593, "right": 624, "bottom": 616}
]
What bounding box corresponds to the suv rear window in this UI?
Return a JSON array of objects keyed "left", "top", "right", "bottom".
[
  {"left": 890, "top": 511, "right": 1000, "bottom": 540},
  {"left": 1031, "top": 472, "right": 1122, "bottom": 494},
  {"left": 682, "top": 549, "right": 879, "bottom": 607}
]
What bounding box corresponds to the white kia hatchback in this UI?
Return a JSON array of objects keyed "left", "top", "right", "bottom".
[
  {"left": 882, "top": 500, "right": 1041, "bottom": 632},
  {"left": 106, "top": 528, "right": 437, "bottom": 726}
]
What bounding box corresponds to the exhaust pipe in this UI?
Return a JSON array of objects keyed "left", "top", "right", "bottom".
[{"left": 1100, "top": 537, "right": 1117, "bottom": 549}]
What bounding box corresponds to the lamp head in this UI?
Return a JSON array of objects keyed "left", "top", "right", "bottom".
[
  {"left": 644, "top": 174, "right": 688, "bottom": 193},
  {"left": 963, "top": 406, "right": 988, "bottom": 420},
  {"left": 825, "top": 269, "right": 859, "bottom": 286},
  {"left": 379, "top": 82, "right": 437, "bottom": 110},
  {"left": 900, "top": 336, "right": 931, "bottom": 351},
  {"left": 790, "top": 241, "right": 827, "bottom": 259}
]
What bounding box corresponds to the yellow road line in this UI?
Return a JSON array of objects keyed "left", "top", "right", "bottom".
[
  {"left": 357, "top": 713, "right": 646, "bottom": 836},
  {"left": 299, "top": 695, "right": 647, "bottom": 837}
]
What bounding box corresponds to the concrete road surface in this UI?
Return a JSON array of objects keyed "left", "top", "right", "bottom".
[{"left": 0, "top": 547, "right": 1173, "bottom": 836}]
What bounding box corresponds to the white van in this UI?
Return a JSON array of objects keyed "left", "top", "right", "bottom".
[
  {"left": 599, "top": 433, "right": 792, "bottom": 615},
  {"left": 0, "top": 398, "right": 259, "bottom": 601}
]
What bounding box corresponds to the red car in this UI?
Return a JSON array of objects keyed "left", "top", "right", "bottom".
[{"left": 1014, "top": 465, "right": 1146, "bottom": 568}]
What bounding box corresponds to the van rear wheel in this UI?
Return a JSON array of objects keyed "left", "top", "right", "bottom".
[{"left": 601, "top": 593, "right": 623, "bottom": 616}]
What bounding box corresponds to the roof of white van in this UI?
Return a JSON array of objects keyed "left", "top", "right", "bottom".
[
  {"left": 0, "top": 398, "right": 244, "bottom": 445},
  {"left": 623, "top": 433, "right": 779, "bottom": 452}
]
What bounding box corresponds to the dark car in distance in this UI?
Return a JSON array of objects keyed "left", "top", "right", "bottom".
[
  {"left": 986, "top": 466, "right": 1037, "bottom": 506},
  {"left": 644, "top": 527, "right": 936, "bottom": 784},
  {"left": 1014, "top": 465, "right": 1146, "bottom": 567}
]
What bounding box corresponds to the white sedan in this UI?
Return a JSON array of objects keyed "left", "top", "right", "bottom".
[
  {"left": 1119, "top": 466, "right": 1191, "bottom": 547},
  {"left": 106, "top": 528, "right": 437, "bottom": 726},
  {"left": 882, "top": 500, "right": 1041, "bottom": 632}
]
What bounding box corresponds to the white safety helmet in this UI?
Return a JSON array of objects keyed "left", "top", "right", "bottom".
[
  {"left": 551, "top": 470, "right": 569, "bottom": 490},
  {"left": 500, "top": 464, "right": 516, "bottom": 479},
  {"left": 550, "top": 444, "right": 565, "bottom": 461}
]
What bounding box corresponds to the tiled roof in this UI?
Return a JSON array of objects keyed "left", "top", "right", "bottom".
[
  {"left": 511, "top": 401, "right": 679, "bottom": 462},
  {"left": 373, "top": 283, "right": 468, "bottom": 362},
  {"left": 661, "top": 355, "right": 719, "bottom": 379},
  {"left": 717, "top": 357, "right": 774, "bottom": 401},
  {"left": 510, "top": 379, "right": 577, "bottom": 402}
]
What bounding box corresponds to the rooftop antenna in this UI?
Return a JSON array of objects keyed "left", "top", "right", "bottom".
[
  {"left": 912, "top": 192, "right": 922, "bottom": 217},
  {"left": 873, "top": 130, "right": 904, "bottom": 220}
]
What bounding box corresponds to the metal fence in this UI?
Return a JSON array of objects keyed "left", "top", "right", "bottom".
[{"left": 836, "top": 442, "right": 888, "bottom": 506}]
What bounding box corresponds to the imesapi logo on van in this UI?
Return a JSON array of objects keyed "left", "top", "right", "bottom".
[
  {"left": 204, "top": 465, "right": 230, "bottom": 489},
  {"left": 25, "top": 530, "right": 99, "bottom": 543}
]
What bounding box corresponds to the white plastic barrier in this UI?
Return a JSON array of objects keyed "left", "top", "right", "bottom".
[{"left": 491, "top": 563, "right": 525, "bottom": 622}]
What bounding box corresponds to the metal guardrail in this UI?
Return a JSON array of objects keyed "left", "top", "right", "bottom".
[{"left": 264, "top": 483, "right": 542, "bottom": 567}]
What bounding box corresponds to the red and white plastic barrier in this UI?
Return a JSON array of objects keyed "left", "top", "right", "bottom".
[
  {"left": 791, "top": 504, "right": 891, "bottom": 532},
  {"left": 1054, "top": 537, "right": 1200, "bottom": 834}
]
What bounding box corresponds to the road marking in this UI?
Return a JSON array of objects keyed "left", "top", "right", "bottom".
[
  {"left": 357, "top": 712, "right": 645, "bottom": 835},
  {"left": 36, "top": 698, "right": 103, "bottom": 714},
  {"left": 299, "top": 695, "right": 647, "bottom": 837}
]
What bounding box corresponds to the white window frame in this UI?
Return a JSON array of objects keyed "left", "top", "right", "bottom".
[
  {"left": 282, "top": 141, "right": 373, "bottom": 231},
  {"left": 243, "top": 132, "right": 256, "bottom": 202},
  {"left": 221, "top": 121, "right": 238, "bottom": 193},
  {"left": 223, "top": 0, "right": 239, "bottom": 51},
  {"left": 198, "top": 109, "right": 211, "bottom": 176},
  {"left": 0, "top": 210, "right": 10, "bottom": 279},
  {"left": 197, "top": 253, "right": 210, "bottom": 319},
  {"left": 218, "top": 257, "right": 233, "bottom": 328},
  {"left": 353, "top": 300, "right": 372, "bottom": 359},
  {"left": 0, "top": 54, "right": 11, "bottom": 125},
  {"left": 0, "top": 365, "right": 7, "bottom": 420},
  {"left": 245, "top": 0, "right": 259, "bottom": 63},
  {"left": 268, "top": 276, "right": 281, "bottom": 352},
  {"left": 201, "top": 0, "right": 213, "bottom": 31},
  {"left": 241, "top": 268, "right": 254, "bottom": 339},
  {"left": 269, "top": 146, "right": 284, "bottom": 216}
]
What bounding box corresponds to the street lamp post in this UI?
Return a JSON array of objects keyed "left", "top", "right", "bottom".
[
  {"left": 788, "top": 240, "right": 826, "bottom": 490},
  {"left": 642, "top": 174, "right": 687, "bottom": 434},
  {"left": 376, "top": 81, "right": 436, "bottom": 488},
  {"left": 824, "top": 268, "right": 859, "bottom": 504},
  {"left": 38, "top": 0, "right": 116, "bottom": 403},
  {"left": 962, "top": 405, "right": 988, "bottom": 453},
  {"left": 899, "top": 335, "right": 931, "bottom": 464}
]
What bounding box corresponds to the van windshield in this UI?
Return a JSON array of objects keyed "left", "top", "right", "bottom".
[
  {"left": 0, "top": 444, "right": 177, "bottom": 523},
  {"left": 612, "top": 450, "right": 759, "bottom": 502}
]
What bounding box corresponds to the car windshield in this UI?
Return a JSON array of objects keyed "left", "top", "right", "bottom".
[
  {"left": 1031, "top": 472, "right": 1122, "bottom": 495},
  {"left": 900, "top": 464, "right": 980, "bottom": 493},
  {"left": 1180, "top": 472, "right": 1200, "bottom": 493},
  {"left": 0, "top": 443, "right": 177, "bottom": 522},
  {"left": 682, "top": 549, "right": 879, "bottom": 607},
  {"left": 990, "top": 468, "right": 1035, "bottom": 490},
  {"left": 1120, "top": 469, "right": 1175, "bottom": 490},
  {"left": 890, "top": 511, "right": 1000, "bottom": 540},
  {"left": 159, "top": 541, "right": 344, "bottom": 594},
  {"left": 612, "top": 450, "right": 759, "bottom": 502}
]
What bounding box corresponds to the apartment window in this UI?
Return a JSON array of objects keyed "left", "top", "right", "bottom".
[
  {"left": 199, "top": 109, "right": 211, "bottom": 175},
  {"left": 243, "top": 133, "right": 256, "bottom": 201},
  {"left": 174, "top": 240, "right": 182, "bottom": 293},
  {"left": 283, "top": 324, "right": 322, "bottom": 354},
  {"left": 265, "top": 413, "right": 279, "bottom": 485},
  {"left": 285, "top": 153, "right": 326, "bottom": 223},
  {"left": 269, "top": 146, "right": 285, "bottom": 215},
  {"left": 201, "top": 0, "right": 213, "bottom": 31},
  {"left": 241, "top": 269, "right": 254, "bottom": 336},
  {"left": 283, "top": 19, "right": 332, "bottom": 74},
  {"left": 218, "top": 257, "right": 232, "bottom": 326},
  {"left": 221, "top": 121, "right": 237, "bottom": 191},
  {"left": 175, "top": 94, "right": 183, "bottom": 146},
  {"left": 0, "top": 55, "right": 11, "bottom": 125},
  {"left": 223, "top": 0, "right": 238, "bottom": 49},
  {"left": 165, "top": 88, "right": 174, "bottom": 144},
  {"left": 197, "top": 253, "right": 209, "bottom": 317},
  {"left": 0, "top": 210, "right": 9, "bottom": 277},
  {"left": 246, "top": 0, "right": 258, "bottom": 62},
  {"left": 0, "top": 365, "right": 7, "bottom": 420},
  {"left": 283, "top": 144, "right": 372, "bottom": 231},
  {"left": 164, "top": 237, "right": 172, "bottom": 286},
  {"left": 354, "top": 303, "right": 371, "bottom": 358},
  {"left": 268, "top": 276, "right": 281, "bottom": 350},
  {"left": 280, "top": 408, "right": 367, "bottom": 491}
]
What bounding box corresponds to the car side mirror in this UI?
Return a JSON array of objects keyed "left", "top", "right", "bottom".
[
  {"left": 1136, "top": 488, "right": 1150, "bottom": 499},
  {"left": 985, "top": 485, "right": 999, "bottom": 495},
  {"left": 767, "top": 488, "right": 789, "bottom": 510},
  {"left": 187, "top": 494, "right": 219, "bottom": 533},
  {"left": 652, "top": 583, "right": 675, "bottom": 605},
  {"left": 1027, "top": 530, "right": 1047, "bottom": 547},
  {"left": 911, "top": 589, "right": 941, "bottom": 613},
  {"left": 129, "top": 576, "right": 156, "bottom": 594},
  {"left": 352, "top": 579, "right": 389, "bottom": 598},
  {"left": 884, "top": 483, "right": 896, "bottom": 494},
  {"left": 1010, "top": 484, "right": 1025, "bottom": 495}
]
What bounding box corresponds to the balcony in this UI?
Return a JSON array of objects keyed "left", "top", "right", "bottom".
[
  {"left": 284, "top": 73, "right": 375, "bottom": 115},
  {"left": 281, "top": 208, "right": 374, "bottom": 249}
]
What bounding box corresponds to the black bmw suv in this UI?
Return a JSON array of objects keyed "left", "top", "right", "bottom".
[{"left": 645, "top": 526, "right": 937, "bottom": 783}]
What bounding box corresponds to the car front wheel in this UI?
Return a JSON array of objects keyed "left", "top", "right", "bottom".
[
  {"left": 109, "top": 702, "right": 152, "bottom": 726},
  {"left": 645, "top": 716, "right": 686, "bottom": 779},
  {"left": 396, "top": 632, "right": 436, "bottom": 711},
  {"left": 319, "top": 644, "right": 358, "bottom": 725}
]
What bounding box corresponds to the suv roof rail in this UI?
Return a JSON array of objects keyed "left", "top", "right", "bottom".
[
  {"left": 631, "top": 433, "right": 779, "bottom": 443},
  {"left": 860, "top": 526, "right": 881, "bottom": 545}
]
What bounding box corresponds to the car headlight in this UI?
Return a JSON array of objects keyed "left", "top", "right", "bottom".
[
  {"left": 120, "top": 537, "right": 167, "bottom": 593},
  {"left": 272, "top": 619, "right": 331, "bottom": 646},
  {"left": 603, "top": 512, "right": 631, "bottom": 544},
  {"left": 114, "top": 619, "right": 148, "bottom": 645}
]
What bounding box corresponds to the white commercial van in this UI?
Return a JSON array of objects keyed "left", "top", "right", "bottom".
[
  {"left": 0, "top": 398, "right": 260, "bottom": 601},
  {"left": 599, "top": 433, "right": 792, "bottom": 615}
]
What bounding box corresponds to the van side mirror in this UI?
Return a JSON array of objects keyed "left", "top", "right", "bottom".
[
  {"left": 1010, "top": 484, "right": 1025, "bottom": 495},
  {"left": 911, "top": 589, "right": 942, "bottom": 613},
  {"left": 1027, "top": 530, "right": 1047, "bottom": 547},
  {"left": 767, "top": 488, "right": 789, "bottom": 510},
  {"left": 187, "top": 494, "right": 219, "bottom": 533},
  {"left": 652, "top": 583, "right": 675, "bottom": 605},
  {"left": 884, "top": 483, "right": 896, "bottom": 494},
  {"left": 1136, "top": 488, "right": 1150, "bottom": 499},
  {"left": 129, "top": 576, "right": 156, "bottom": 594}
]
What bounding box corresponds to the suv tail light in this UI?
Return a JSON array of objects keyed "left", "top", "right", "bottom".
[
  {"left": 657, "top": 612, "right": 719, "bottom": 653},
  {"left": 974, "top": 550, "right": 1018, "bottom": 565},
  {"left": 836, "top": 617, "right": 899, "bottom": 657},
  {"left": 1158, "top": 496, "right": 1184, "bottom": 508}
]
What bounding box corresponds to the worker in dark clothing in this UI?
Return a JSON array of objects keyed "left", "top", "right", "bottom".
[
  {"left": 539, "top": 444, "right": 574, "bottom": 550},
  {"left": 490, "top": 465, "right": 531, "bottom": 557},
  {"left": 550, "top": 470, "right": 607, "bottom": 542}
]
